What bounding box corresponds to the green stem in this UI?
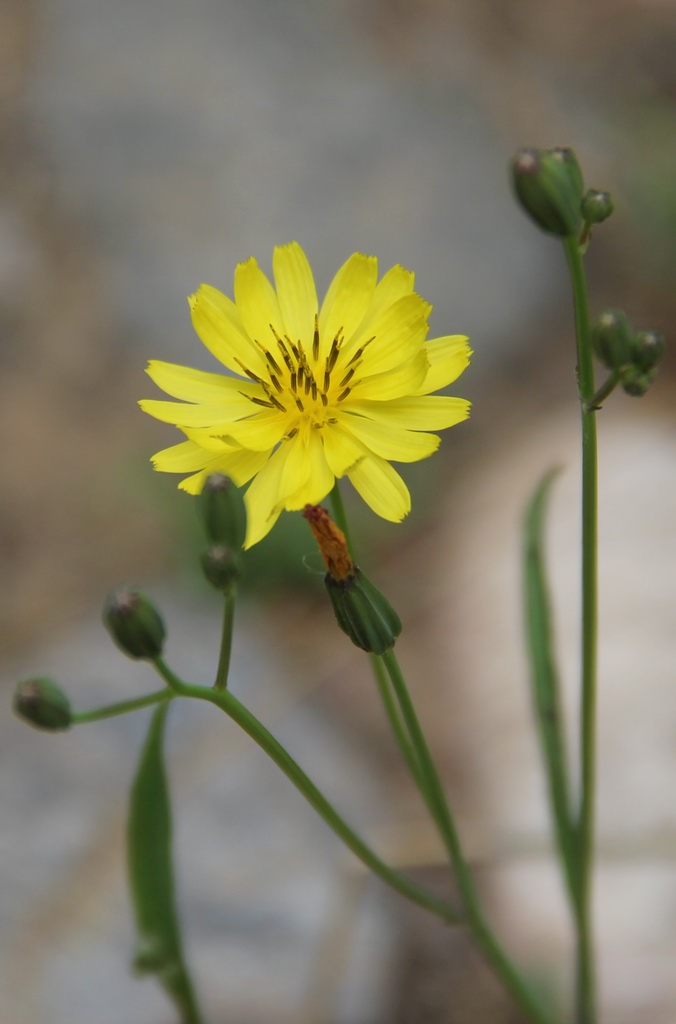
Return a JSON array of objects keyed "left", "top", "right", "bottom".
[
  {"left": 152, "top": 657, "right": 460, "bottom": 925},
  {"left": 369, "top": 652, "right": 424, "bottom": 789},
  {"left": 214, "top": 588, "right": 237, "bottom": 690},
  {"left": 585, "top": 370, "right": 620, "bottom": 413},
  {"left": 329, "top": 481, "right": 354, "bottom": 553},
  {"left": 381, "top": 650, "right": 553, "bottom": 1024},
  {"left": 564, "top": 236, "right": 599, "bottom": 1024},
  {"left": 72, "top": 689, "right": 171, "bottom": 725}
]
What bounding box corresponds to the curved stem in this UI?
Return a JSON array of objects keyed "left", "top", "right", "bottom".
[
  {"left": 564, "top": 236, "right": 599, "bottom": 1024},
  {"left": 214, "top": 589, "right": 237, "bottom": 690},
  {"left": 152, "top": 657, "right": 460, "bottom": 925},
  {"left": 72, "top": 689, "right": 171, "bottom": 725},
  {"left": 381, "top": 650, "right": 553, "bottom": 1024}
]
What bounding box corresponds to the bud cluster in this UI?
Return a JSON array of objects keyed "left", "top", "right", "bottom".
[{"left": 592, "top": 310, "right": 665, "bottom": 397}]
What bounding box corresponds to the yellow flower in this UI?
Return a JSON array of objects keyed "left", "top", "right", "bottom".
[{"left": 140, "top": 243, "right": 471, "bottom": 547}]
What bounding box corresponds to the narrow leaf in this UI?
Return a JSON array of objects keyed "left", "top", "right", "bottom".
[
  {"left": 523, "top": 469, "right": 578, "bottom": 897},
  {"left": 128, "top": 701, "right": 204, "bottom": 1023}
]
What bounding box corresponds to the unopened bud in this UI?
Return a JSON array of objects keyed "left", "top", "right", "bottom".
[
  {"left": 621, "top": 365, "right": 658, "bottom": 397},
  {"left": 591, "top": 309, "right": 634, "bottom": 371},
  {"left": 325, "top": 569, "right": 402, "bottom": 655},
  {"left": 581, "top": 189, "right": 614, "bottom": 226},
  {"left": 199, "top": 474, "right": 247, "bottom": 550},
  {"left": 630, "top": 329, "right": 665, "bottom": 374},
  {"left": 14, "top": 678, "right": 72, "bottom": 731},
  {"left": 103, "top": 587, "right": 166, "bottom": 660},
  {"left": 511, "top": 147, "right": 584, "bottom": 237},
  {"left": 201, "top": 545, "right": 241, "bottom": 591}
]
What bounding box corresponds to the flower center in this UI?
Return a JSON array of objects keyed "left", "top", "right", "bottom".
[{"left": 238, "top": 316, "right": 373, "bottom": 433}]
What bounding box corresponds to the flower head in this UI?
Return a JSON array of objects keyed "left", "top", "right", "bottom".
[{"left": 140, "top": 243, "right": 471, "bottom": 547}]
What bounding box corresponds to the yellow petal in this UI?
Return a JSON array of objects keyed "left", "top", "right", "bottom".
[
  {"left": 273, "top": 242, "right": 318, "bottom": 347},
  {"left": 219, "top": 410, "right": 288, "bottom": 451},
  {"left": 353, "top": 352, "right": 428, "bottom": 401},
  {"left": 347, "top": 456, "right": 411, "bottom": 522},
  {"left": 321, "top": 421, "right": 366, "bottom": 476},
  {"left": 243, "top": 446, "right": 290, "bottom": 547},
  {"left": 319, "top": 253, "right": 378, "bottom": 358},
  {"left": 350, "top": 294, "right": 428, "bottom": 376},
  {"left": 189, "top": 284, "right": 267, "bottom": 378},
  {"left": 284, "top": 430, "right": 334, "bottom": 509},
  {"left": 177, "top": 446, "right": 270, "bottom": 495},
  {"left": 340, "top": 413, "right": 440, "bottom": 463},
  {"left": 361, "top": 264, "right": 416, "bottom": 330},
  {"left": 415, "top": 336, "right": 472, "bottom": 394},
  {"left": 347, "top": 395, "right": 471, "bottom": 431},
  {"left": 234, "top": 257, "right": 285, "bottom": 354},
  {"left": 139, "top": 398, "right": 254, "bottom": 428},
  {"left": 151, "top": 439, "right": 223, "bottom": 473},
  {"left": 146, "top": 360, "right": 258, "bottom": 403}
]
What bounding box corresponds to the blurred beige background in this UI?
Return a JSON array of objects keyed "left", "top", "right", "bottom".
[{"left": 1, "top": 1, "right": 675, "bottom": 1022}]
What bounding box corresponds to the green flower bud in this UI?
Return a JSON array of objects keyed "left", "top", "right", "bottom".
[
  {"left": 199, "top": 474, "right": 247, "bottom": 550},
  {"left": 581, "top": 189, "right": 614, "bottom": 226},
  {"left": 103, "top": 587, "right": 166, "bottom": 660},
  {"left": 201, "top": 545, "right": 241, "bottom": 592},
  {"left": 325, "top": 568, "right": 402, "bottom": 655},
  {"left": 591, "top": 309, "right": 634, "bottom": 370},
  {"left": 621, "top": 365, "right": 658, "bottom": 397},
  {"left": 511, "top": 147, "right": 584, "bottom": 237},
  {"left": 14, "top": 678, "right": 72, "bottom": 731},
  {"left": 630, "top": 329, "right": 665, "bottom": 373}
]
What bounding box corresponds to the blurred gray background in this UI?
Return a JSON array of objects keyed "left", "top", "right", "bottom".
[{"left": 1, "top": 1, "right": 675, "bottom": 1022}]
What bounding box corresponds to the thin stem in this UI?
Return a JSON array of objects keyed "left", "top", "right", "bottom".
[
  {"left": 152, "top": 657, "right": 461, "bottom": 925},
  {"left": 381, "top": 650, "right": 553, "bottom": 1024},
  {"left": 72, "top": 689, "right": 171, "bottom": 725},
  {"left": 564, "top": 235, "right": 599, "bottom": 1024},
  {"left": 214, "top": 588, "right": 237, "bottom": 690},
  {"left": 369, "top": 652, "right": 424, "bottom": 789},
  {"left": 329, "top": 481, "right": 354, "bottom": 554},
  {"left": 585, "top": 370, "right": 620, "bottom": 413}
]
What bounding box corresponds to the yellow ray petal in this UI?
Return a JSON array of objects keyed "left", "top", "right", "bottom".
[
  {"left": 284, "top": 430, "right": 335, "bottom": 509},
  {"left": 219, "top": 410, "right": 288, "bottom": 451},
  {"left": 347, "top": 456, "right": 411, "bottom": 522},
  {"left": 139, "top": 398, "right": 254, "bottom": 428},
  {"left": 273, "top": 242, "right": 318, "bottom": 348},
  {"left": 189, "top": 284, "right": 267, "bottom": 378},
  {"left": 234, "top": 257, "right": 285, "bottom": 356},
  {"left": 151, "top": 439, "right": 223, "bottom": 473},
  {"left": 319, "top": 253, "right": 378, "bottom": 359},
  {"left": 321, "top": 421, "right": 366, "bottom": 477},
  {"left": 347, "top": 395, "right": 471, "bottom": 431},
  {"left": 352, "top": 352, "right": 428, "bottom": 401},
  {"left": 340, "top": 413, "right": 440, "bottom": 463},
  {"left": 415, "top": 336, "right": 472, "bottom": 394},
  {"left": 146, "top": 360, "right": 258, "bottom": 403},
  {"left": 243, "top": 446, "right": 290, "bottom": 547},
  {"left": 350, "top": 293, "right": 428, "bottom": 376}
]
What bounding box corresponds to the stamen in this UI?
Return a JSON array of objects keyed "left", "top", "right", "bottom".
[
  {"left": 346, "top": 336, "right": 374, "bottom": 367},
  {"left": 312, "top": 315, "right": 320, "bottom": 361},
  {"left": 295, "top": 396, "right": 305, "bottom": 411},
  {"left": 320, "top": 392, "right": 328, "bottom": 407},
  {"left": 235, "top": 358, "right": 262, "bottom": 383},
  {"left": 285, "top": 427, "right": 299, "bottom": 440},
  {"left": 269, "top": 374, "right": 283, "bottom": 393},
  {"left": 264, "top": 347, "right": 283, "bottom": 376},
  {"left": 268, "top": 394, "right": 286, "bottom": 412},
  {"left": 245, "top": 394, "right": 277, "bottom": 409},
  {"left": 327, "top": 334, "right": 342, "bottom": 372},
  {"left": 298, "top": 365, "right": 305, "bottom": 389},
  {"left": 339, "top": 367, "right": 355, "bottom": 388},
  {"left": 323, "top": 370, "right": 331, "bottom": 391},
  {"left": 277, "top": 340, "right": 295, "bottom": 374},
  {"left": 337, "top": 387, "right": 351, "bottom": 402},
  {"left": 311, "top": 382, "right": 318, "bottom": 401},
  {"left": 290, "top": 371, "right": 297, "bottom": 392}
]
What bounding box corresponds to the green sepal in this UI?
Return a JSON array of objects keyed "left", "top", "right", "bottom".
[
  {"left": 103, "top": 587, "right": 166, "bottom": 660},
  {"left": 13, "top": 677, "right": 72, "bottom": 731},
  {"left": 325, "top": 568, "right": 402, "bottom": 654},
  {"left": 128, "top": 702, "right": 203, "bottom": 1021}
]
